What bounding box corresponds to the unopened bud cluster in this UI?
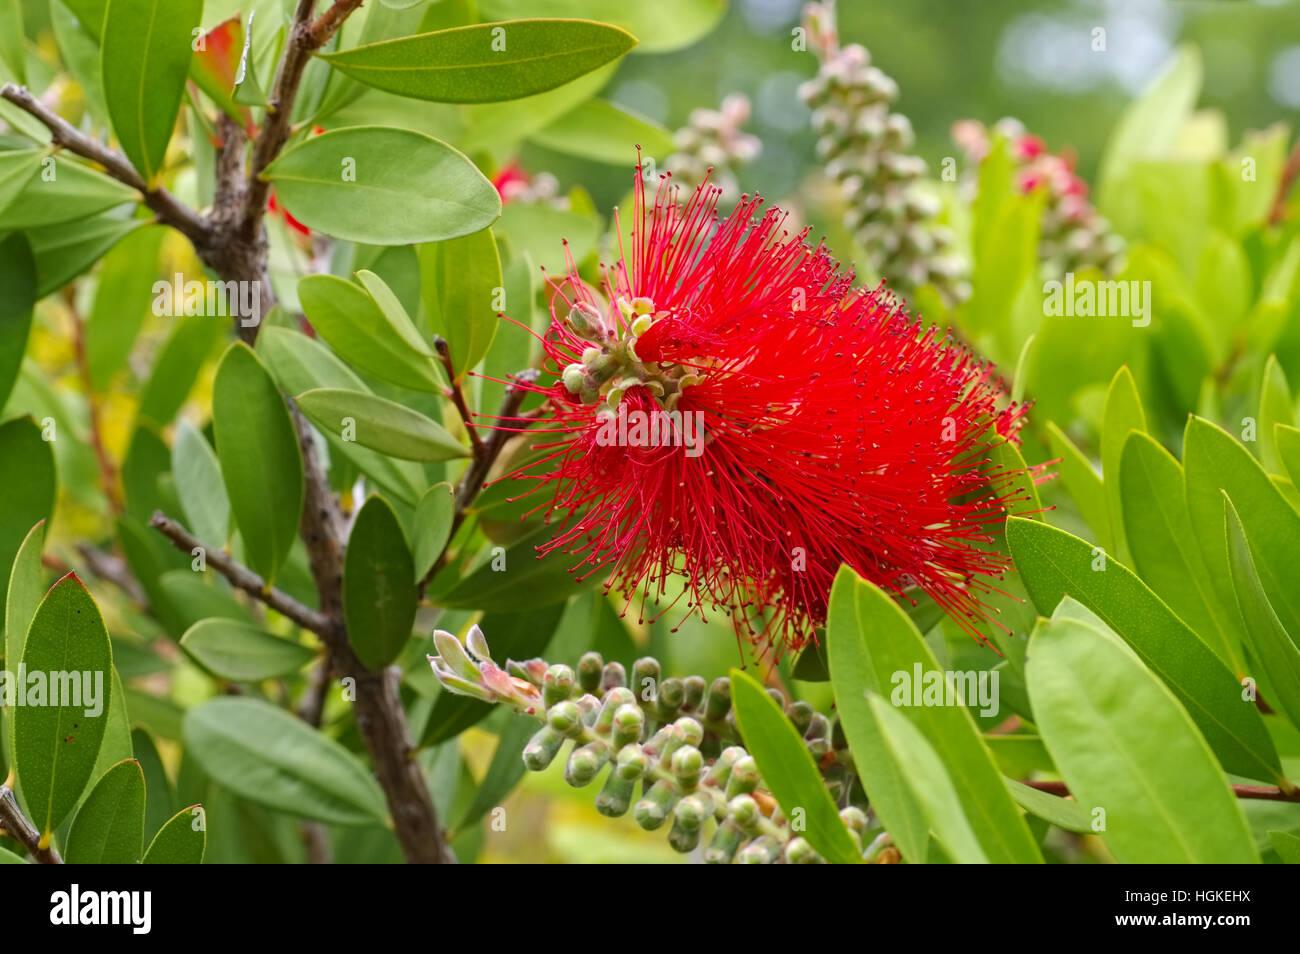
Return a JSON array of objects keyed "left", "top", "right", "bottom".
[
  {"left": 666, "top": 94, "right": 761, "bottom": 203},
  {"left": 429, "top": 630, "right": 868, "bottom": 863},
  {"left": 799, "top": 2, "right": 968, "bottom": 306},
  {"left": 952, "top": 118, "right": 1126, "bottom": 278}
]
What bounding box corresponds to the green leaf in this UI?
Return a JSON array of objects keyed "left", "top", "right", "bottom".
[
  {"left": 319, "top": 19, "right": 635, "bottom": 103},
  {"left": 183, "top": 696, "right": 388, "bottom": 826},
  {"left": 989, "top": 432, "right": 1042, "bottom": 519},
  {"left": 412, "top": 482, "right": 455, "bottom": 581},
  {"left": 0, "top": 150, "right": 41, "bottom": 220},
  {"left": 298, "top": 273, "right": 446, "bottom": 393},
  {"left": 137, "top": 317, "right": 224, "bottom": 427},
  {"left": 0, "top": 419, "right": 55, "bottom": 625},
  {"left": 4, "top": 520, "right": 45, "bottom": 668},
  {"left": 101, "top": 0, "right": 203, "bottom": 183},
  {"left": 180, "top": 619, "right": 318, "bottom": 682},
  {"left": 419, "top": 229, "right": 503, "bottom": 377},
  {"left": 450, "top": 713, "right": 534, "bottom": 833},
  {"left": 212, "top": 342, "right": 304, "bottom": 584},
  {"left": 1277, "top": 423, "right": 1300, "bottom": 489},
  {"left": 0, "top": 233, "right": 35, "bottom": 414},
  {"left": 0, "top": 154, "right": 137, "bottom": 229},
  {"left": 255, "top": 324, "right": 427, "bottom": 506},
  {"left": 344, "top": 495, "right": 418, "bottom": 670},
  {"left": 1269, "top": 830, "right": 1300, "bottom": 863},
  {"left": 12, "top": 573, "right": 114, "bottom": 840},
  {"left": 1045, "top": 422, "right": 1110, "bottom": 549},
  {"left": 171, "top": 420, "right": 231, "bottom": 548},
  {"left": 479, "top": 0, "right": 725, "bottom": 53},
  {"left": 1184, "top": 416, "right": 1300, "bottom": 647},
  {"left": 1259, "top": 355, "right": 1294, "bottom": 474},
  {"left": 434, "top": 524, "right": 594, "bottom": 610},
  {"left": 494, "top": 201, "right": 598, "bottom": 272},
  {"left": 0, "top": 0, "right": 26, "bottom": 83},
  {"left": 84, "top": 226, "right": 165, "bottom": 390},
  {"left": 65, "top": 759, "right": 145, "bottom": 864},
  {"left": 1100, "top": 365, "right": 1146, "bottom": 565},
  {"left": 141, "top": 804, "right": 206, "bottom": 863},
  {"left": 866, "top": 694, "right": 987, "bottom": 863},
  {"left": 262, "top": 125, "right": 500, "bottom": 244},
  {"left": 1119, "top": 431, "right": 1237, "bottom": 668},
  {"left": 131, "top": 728, "right": 174, "bottom": 838},
  {"left": 1026, "top": 603, "right": 1258, "bottom": 863},
  {"left": 1004, "top": 777, "right": 1092, "bottom": 834},
  {"left": 825, "top": 567, "right": 1042, "bottom": 863},
  {"left": 297, "top": 388, "right": 468, "bottom": 462},
  {"left": 1223, "top": 494, "right": 1300, "bottom": 735},
  {"left": 530, "top": 98, "right": 673, "bottom": 164},
  {"left": 30, "top": 213, "right": 142, "bottom": 297},
  {"left": 1005, "top": 516, "right": 1282, "bottom": 783},
  {"left": 730, "top": 669, "right": 860, "bottom": 863}
]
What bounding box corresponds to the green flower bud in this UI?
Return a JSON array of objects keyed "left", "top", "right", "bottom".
[
  {"left": 631, "top": 657, "right": 661, "bottom": 702},
  {"left": 787, "top": 700, "right": 815, "bottom": 735},
  {"left": 546, "top": 700, "right": 583, "bottom": 736},
  {"left": 561, "top": 362, "right": 586, "bottom": 394},
  {"left": 805, "top": 712, "right": 830, "bottom": 741},
  {"left": 839, "top": 805, "right": 869, "bottom": 835},
  {"left": 601, "top": 661, "right": 627, "bottom": 691},
  {"left": 577, "top": 652, "right": 604, "bottom": 693},
  {"left": 543, "top": 664, "right": 575, "bottom": 707},
  {"left": 727, "top": 793, "right": 761, "bottom": 831},
  {"left": 575, "top": 693, "right": 601, "bottom": 726},
  {"left": 566, "top": 301, "right": 602, "bottom": 336},
  {"left": 682, "top": 675, "right": 707, "bottom": 712},
  {"left": 432, "top": 630, "right": 480, "bottom": 683},
  {"left": 704, "top": 677, "right": 732, "bottom": 721},
  {"left": 673, "top": 716, "right": 704, "bottom": 748},
  {"left": 725, "top": 755, "right": 760, "bottom": 799},
  {"left": 615, "top": 743, "right": 648, "bottom": 780},
  {"left": 595, "top": 771, "right": 637, "bottom": 818},
  {"left": 522, "top": 726, "right": 566, "bottom": 771},
  {"left": 704, "top": 820, "right": 744, "bottom": 864},
  {"left": 655, "top": 677, "right": 685, "bottom": 721},
  {"left": 643, "top": 725, "right": 676, "bottom": 760},
  {"left": 612, "top": 704, "right": 644, "bottom": 749},
  {"left": 736, "top": 835, "right": 781, "bottom": 864},
  {"left": 671, "top": 745, "right": 703, "bottom": 790},
  {"left": 667, "top": 793, "right": 710, "bottom": 852},
  {"left": 634, "top": 779, "right": 677, "bottom": 830},
  {"left": 703, "top": 745, "right": 745, "bottom": 789},
  {"left": 785, "top": 836, "right": 823, "bottom": 864},
  {"left": 564, "top": 740, "right": 609, "bottom": 787}
]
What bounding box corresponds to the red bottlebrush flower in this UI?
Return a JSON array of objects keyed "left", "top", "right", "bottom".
[{"left": 501, "top": 165, "right": 1028, "bottom": 653}]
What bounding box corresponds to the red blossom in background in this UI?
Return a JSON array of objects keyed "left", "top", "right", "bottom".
[{"left": 500, "top": 165, "right": 1029, "bottom": 653}]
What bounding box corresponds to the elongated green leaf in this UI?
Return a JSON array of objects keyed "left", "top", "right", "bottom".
[
  {"left": 212, "top": 342, "right": 304, "bottom": 584},
  {"left": 1100, "top": 366, "right": 1146, "bottom": 564},
  {"left": 0, "top": 150, "right": 41, "bottom": 221},
  {"left": 434, "top": 524, "right": 594, "bottom": 610},
  {"left": 412, "top": 482, "right": 455, "bottom": 581},
  {"left": 1258, "top": 355, "right": 1293, "bottom": 474},
  {"left": 0, "top": 233, "right": 35, "bottom": 422},
  {"left": 419, "top": 229, "right": 502, "bottom": 378},
  {"left": 1004, "top": 777, "right": 1092, "bottom": 834},
  {"left": 0, "top": 154, "right": 136, "bottom": 229},
  {"left": 101, "top": 0, "right": 203, "bottom": 183},
  {"left": 184, "top": 697, "right": 388, "bottom": 826},
  {"left": 172, "top": 420, "right": 231, "bottom": 548},
  {"left": 180, "top": 619, "right": 318, "bottom": 682},
  {"left": 1224, "top": 495, "right": 1300, "bottom": 734},
  {"left": 13, "top": 573, "right": 114, "bottom": 840},
  {"left": 1184, "top": 416, "right": 1300, "bottom": 644},
  {"left": 262, "top": 125, "right": 500, "bottom": 244},
  {"left": 1270, "top": 830, "right": 1300, "bottom": 863},
  {"left": 137, "top": 317, "right": 224, "bottom": 427},
  {"left": 1273, "top": 423, "right": 1300, "bottom": 495},
  {"left": 84, "top": 226, "right": 165, "bottom": 390},
  {"left": 451, "top": 713, "right": 534, "bottom": 833},
  {"left": 344, "top": 496, "right": 417, "bottom": 670},
  {"left": 1006, "top": 516, "right": 1282, "bottom": 783},
  {"left": 296, "top": 388, "right": 468, "bottom": 462},
  {"left": 1119, "top": 431, "right": 1236, "bottom": 668},
  {"left": 867, "top": 694, "right": 987, "bottom": 863},
  {"left": 131, "top": 728, "right": 174, "bottom": 838},
  {"left": 531, "top": 98, "right": 673, "bottom": 163},
  {"left": 1027, "top": 603, "right": 1258, "bottom": 863},
  {"left": 480, "top": 0, "right": 725, "bottom": 53},
  {"left": 298, "top": 273, "right": 445, "bottom": 393},
  {"left": 141, "top": 804, "right": 205, "bottom": 863},
  {"left": 30, "top": 213, "right": 142, "bottom": 297},
  {"left": 4, "top": 520, "right": 45, "bottom": 667},
  {"left": 320, "top": 19, "right": 635, "bottom": 103},
  {"left": 1044, "top": 422, "right": 1109, "bottom": 548},
  {"left": 65, "top": 759, "right": 145, "bottom": 864},
  {"left": 825, "top": 567, "right": 1042, "bottom": 863},
  {"left": 255, "top": 325, "right": 426, "bottom": 505},
  {"left": 0, "top": 419, "right": 55, "bottom": 625},
  {"left": 730, "top": 670, "right": 860, "bottom": 863},
  {"left": 0, "top": 0, "right": 25, "bottom": 83}
]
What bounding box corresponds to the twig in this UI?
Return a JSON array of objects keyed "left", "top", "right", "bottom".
[
  {"left": 149, "top": 511, "right": 335, "bottom": 637},
  {"left": 1268, "top": 140, "right": 1300, "bottom": 227},
  {"left": 74, "top": 544, "right": 145, "bottom": 605},
  {"left": 66, "top": 288, "right": 122, "bottom": 514},
  {"left": 434, "top": 337, "right": 487, "bottom": 457},
  {"left": 0, "top": 83, "right": 208, "bottom": 243},
  {"left": 0, "top": 783, "right": 62, "bottom": 863},
  {"left": 1019, "top": 779, "right": 1300, "bottom": 803}
]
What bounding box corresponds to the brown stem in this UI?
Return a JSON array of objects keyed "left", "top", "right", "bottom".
[
  {"left": 1019, "top": 779, "right": 1300, "bottom": 802},
  {"left": 0, "top": 784, "right": 62, "bottom": 863},
  {"left": 149, "top": 511, "right": 334, "bottom": 636},
  {"left": 66, "top": 288, "right": 122, "bottom": 514},
  {"left": 1268, "top": 140, "right": 1300, "bottom": 227},
  {"left": 434, "top": 336, "right": 487, "bottom": 457}
]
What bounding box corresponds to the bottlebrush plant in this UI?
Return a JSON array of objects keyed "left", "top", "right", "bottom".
[{"left": 0, "top": 0, "right": 1297, "bottom": 874}]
